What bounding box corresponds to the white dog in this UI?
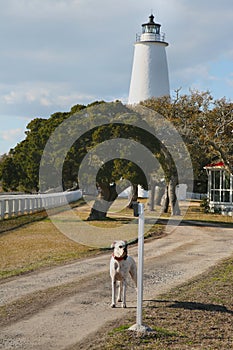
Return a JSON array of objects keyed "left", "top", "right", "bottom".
[{"left": 110, "top": 240, "right": 137, "bottom": 308}]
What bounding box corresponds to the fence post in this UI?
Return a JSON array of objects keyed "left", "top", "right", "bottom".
[{"left": 0, "top": 200, "right": 5, "bottom": 219}]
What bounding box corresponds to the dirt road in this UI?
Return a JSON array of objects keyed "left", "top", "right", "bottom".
[{"left": 0, "top": 221, "right": 233, "bottom": 349}]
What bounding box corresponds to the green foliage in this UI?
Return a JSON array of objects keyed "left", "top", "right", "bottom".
[
  {"left": 0, "top": 155, "right": 20, "bottom": 191},
  {"left": 62, "top": 103, "right": 162, "bottom": 194},
  {"left": 142, "top": 90, "right": 233, "bottom": 192},
  {"left": 0, "top": 114, "right": 71, "bottom": 192},
  {"left": 70, "top": 104, "right": 86, "bottom": 114},
  {"left": 200, "top": 197, "right": 209, "bottom": 213},
  {"left": 0, "top": 91, "right": 232, "bottom": 194}
]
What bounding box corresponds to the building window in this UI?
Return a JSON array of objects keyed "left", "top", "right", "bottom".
[{"left": 210, "top": 170, "right": 231, "bottom": 203}]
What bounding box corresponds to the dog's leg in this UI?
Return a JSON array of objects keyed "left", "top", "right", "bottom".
[
  {"left": 122, "top": 280, "right": 127, "bottom": 308},
  {"left": 130, "top": 262, "right": 137, "bottom": 288},
  {"left": 117, "top": 281, "right": 122, "bottom": 302},
  {"left": 131, "top": 272, "right": 137, "bottom": 288},
  {"left": 111, "top": 279, "right": 116, "bottom": 308}
]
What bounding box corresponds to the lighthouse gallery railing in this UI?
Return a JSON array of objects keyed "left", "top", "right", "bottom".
[{"left": 136, "top": 32, "right": 166, "bottom": 42}]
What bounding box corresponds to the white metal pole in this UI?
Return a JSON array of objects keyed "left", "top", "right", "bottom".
[
  {"left": 129, "top": 202, "right": 151, "bottom": 332},
  {"left": 137, "top": 203, "right": 144, "bottom": 327}
]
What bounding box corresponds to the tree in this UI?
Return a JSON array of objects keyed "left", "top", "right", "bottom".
[
  {"left": 141, "top": 89, "right": 233, "bottom": 212},
  {"left": 0, "top": 113, "right": 72, "bottom": 192},
  {"left": 0, "top": 155, "right": 20, "bottom": 191},
  {"left": 61, "top": 102, "right": 162, "bottom": 219},
  {"left": 2, "top": 91, "right": 232, "bottom": 218},
  {"left": 202, "top": 98, "right": 233, "bottom": 174}
]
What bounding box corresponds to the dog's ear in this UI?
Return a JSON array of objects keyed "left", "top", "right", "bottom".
[
  {"left": 124, "top": 240, "right": 128, "bottom": 246},
  {"left": 111, "top": 241, "right": 116, "bottom": 249}
]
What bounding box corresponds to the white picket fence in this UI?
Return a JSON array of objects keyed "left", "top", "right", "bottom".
[{"left": 0, "top": 190, "right": 82, "bottom": 220}]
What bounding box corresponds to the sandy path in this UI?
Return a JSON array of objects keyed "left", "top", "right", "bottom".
[{"left": 0, "top": 222, "right": 233, "bottom": 349}]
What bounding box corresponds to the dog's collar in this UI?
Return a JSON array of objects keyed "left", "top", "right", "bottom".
[{"left": 112, "top": 253, "right": 128, "bottom": 261}]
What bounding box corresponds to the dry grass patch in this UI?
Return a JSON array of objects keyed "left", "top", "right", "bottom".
[
  {"left": 0, "top": 220, "right": 96, "bottom": 279},
  {"left": 181, "top": 200, "right": 233, "bottom": 224}
]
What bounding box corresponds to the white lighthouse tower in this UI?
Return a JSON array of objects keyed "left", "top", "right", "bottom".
[{"left": 128, "top": 14, "right": 170, "bottom": 104}]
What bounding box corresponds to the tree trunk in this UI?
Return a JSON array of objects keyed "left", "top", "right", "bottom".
[
  {"left": 154, "top": 185, "right": 164, "bottom": 205},
  {"left": 161, "top": 186, "right": 169, "bottom": 213},
  {"left": 148, "top": 181, "right": 156, "bottom": 211},
  {"left": 168, "top": 176, "right": 181, "bottom": 216},
  {"left": 87, "top": 183, "right": 118, "bottom": 220},
  {"left": 128, "top": 184, "right": 138, "bottom": 208},
  {"left": 160, "top": 177, "right": 180, "bottom": 216}
]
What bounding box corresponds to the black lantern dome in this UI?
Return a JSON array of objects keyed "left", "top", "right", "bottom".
[{"left": 142, "top": 14, "right": 161, "bottom": 35}]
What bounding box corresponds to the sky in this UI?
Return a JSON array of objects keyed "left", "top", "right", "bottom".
[{"left": 0, "top": 0, "right": 233, "bottom": 154}]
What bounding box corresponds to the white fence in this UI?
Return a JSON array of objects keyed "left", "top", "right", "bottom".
[
  {"left": 0, "top": 190, "right": 82, "bottom": 220},
  {"left": 186, "top": 192, "right": 206, "bottom": 200}
]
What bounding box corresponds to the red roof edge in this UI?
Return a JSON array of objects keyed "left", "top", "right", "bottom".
[{"left": 204, "top": 161, "right": 225, "bottom": 168}]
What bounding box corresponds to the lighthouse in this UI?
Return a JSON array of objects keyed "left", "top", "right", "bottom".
[{"left": 128, "top": 14, "right": 170, "bottom": 104}]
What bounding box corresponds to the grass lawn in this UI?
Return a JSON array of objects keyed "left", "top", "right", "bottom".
[{"left": 0, "top": 219, "right": 99, "bottom": 279}]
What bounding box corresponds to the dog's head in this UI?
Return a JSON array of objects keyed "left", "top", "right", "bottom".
[{"left": 111, "top": 240, "right": 128, "bottom": 259}]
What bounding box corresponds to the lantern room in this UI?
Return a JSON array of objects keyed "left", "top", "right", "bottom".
[
  {"left": 142, "top": 14, "right": 161, "bottom": 34},
  {"left": 136, "top": 14, "right": 166, "bottom": 43}
]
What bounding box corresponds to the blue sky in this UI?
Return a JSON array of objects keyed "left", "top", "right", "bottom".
[{"left": 0, "top": 0, "right": 233, "bottom": 154}]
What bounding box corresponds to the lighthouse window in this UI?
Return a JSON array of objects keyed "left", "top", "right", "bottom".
[{"left": 146, "top": 25, "right": 156, "bottom": 33}]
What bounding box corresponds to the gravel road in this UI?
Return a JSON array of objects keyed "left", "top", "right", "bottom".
[{"left": 0, "top": 221, "right": 233, "bottom": 349}]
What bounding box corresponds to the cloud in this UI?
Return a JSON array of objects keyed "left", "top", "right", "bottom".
[
  {"left": 0, "top": 82, "right": 98, "bottom": 118},
  {"left": 0, "top": 128, "right": 23, "bottom": 142},
  {"left": 0, "top": 0, "right": 233, "bottom": 124},
  {"left": 0, "top": 0, "right": 232, "bottom": 154},
  {"left": 2, "top": 91, "right": 18, "bottom": 105},
  {"left": 156, "top": 0, "right": 233, "bottom": 92}
]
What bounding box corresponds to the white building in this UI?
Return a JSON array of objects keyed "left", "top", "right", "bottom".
[
  {"left": 204, "top": 162, "right": 233, "bottom": 215},
  {"left": 128, "top": 14, "right": 170, "bottom": 105}
]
